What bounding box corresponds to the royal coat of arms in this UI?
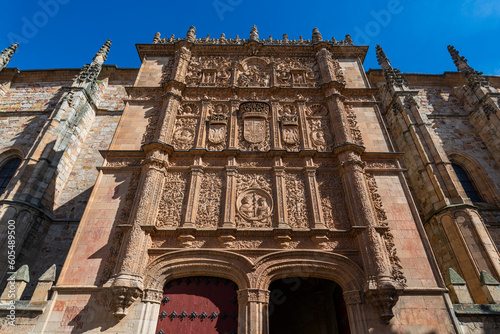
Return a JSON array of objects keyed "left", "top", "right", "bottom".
[{"left": 240, "top": 101, "right": 270, "bottom": 145}]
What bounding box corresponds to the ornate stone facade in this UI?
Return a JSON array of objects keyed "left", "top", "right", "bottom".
[{"left": 0, "top": 28, "right": 500, "bottom": 334}]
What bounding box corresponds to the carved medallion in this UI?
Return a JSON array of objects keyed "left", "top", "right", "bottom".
[
  {"left": 236, "top": 189, "right": 273, "bottom": 221},
  {"left": 173, "top": 127, "right": 194, "bottom": 148}
]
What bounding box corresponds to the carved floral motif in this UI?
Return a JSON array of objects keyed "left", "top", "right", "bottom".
[
  {"left": 317, "top": 172, "right": 350, "bottom": 229},
  {"left": 196, "top": 171, "right": 224, "bottom": 228},
  {"left": 156, "top": 172, "right": 188, "bottom": 228},
  {"left": 345, "top": 105, "right": 364, "bottom": 146},
  {"left": 285, "top": 173, "right": 310, "bottom": 229}
]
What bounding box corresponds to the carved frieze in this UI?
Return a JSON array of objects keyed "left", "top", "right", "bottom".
[
  {"left": 186, "top": 56, "right": 233, "bottom": 87},
  {"left": 285, "top": 172, "right": 310, "bottom": 229},
  {"left": 235, "top": 173, "right": 273, "bottom": 228},
  {"left": 156, "top": 172, "right": 189, "bottom": 228},
  {"left": 275, "top": 57, "right": 319, "bottom": 88},
  {"left": 196, "top": 171, "right": 224, "bottom": 228}
]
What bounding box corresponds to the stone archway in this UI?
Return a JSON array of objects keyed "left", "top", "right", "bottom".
[{"left": 268, "top": 277, "right": 350, "bottom": 334}]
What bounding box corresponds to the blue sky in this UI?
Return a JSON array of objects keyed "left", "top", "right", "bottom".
[{"left": 1, "top": 0, "right": 499, "bottom": 75}]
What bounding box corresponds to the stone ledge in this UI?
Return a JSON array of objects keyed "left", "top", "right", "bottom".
[
  {"left": 454, "top": 304, "right": 500, "bottom": 316},
  {"left": 0, "top": 300, "right": 47, "bottom": 314}
]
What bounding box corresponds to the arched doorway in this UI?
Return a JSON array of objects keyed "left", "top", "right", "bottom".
[
  {"left": 155, "top": 276, "right": 238, "bottom": 334},
  {"left": 268, "top": 277, "right": 350, "bottom": 334}
]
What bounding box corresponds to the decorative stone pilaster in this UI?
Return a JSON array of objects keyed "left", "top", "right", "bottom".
[
  {"left": 182, "top": 163, "right": 204, "bottom": 227},
  {"left": 304, "top": 160, "right": 325, "bottom": 229},
  {"left": 237, "top": 289, "right": 270, "bottom": 334},
  {"left": 0, "top": 43, "right": 18, "bottom": 72},
  {"left": 296, "top": 99, "right": 311, "bottom": 149},
  {"left": 270, "top": 101, "right": 281, "bottom": 149},
  {"left": 111, "top": 148, "right": 168, "bottom": 318},
  {"left": 222, "top": 159, "right": 237, "bottom": 228}
]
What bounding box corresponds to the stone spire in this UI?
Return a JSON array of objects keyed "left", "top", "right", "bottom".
[
  {"left": 249, "top": 25, "right": 259, "bottom": 42},
  {"left": 312, "top": 28, "right": 323, "bottom": 43},
  {"left": 0, "top": 43, "right": 19, "bottom": 72},
  {"left": 75, "top": 40, "right": 111, "bottom": 88},
  {"left": 186, "top": 26, "right": 196, "bottom": 42},
  {"left": 376, "top": 44, "right": 408, "bottom": 88},
  {"left": 447, "top": 45, "right": 490, "bottom": 89}
]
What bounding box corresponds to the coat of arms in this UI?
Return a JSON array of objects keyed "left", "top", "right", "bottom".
[
  {"left": 207, "top": 113, "right": 228, "bottom": 145},
  {"left": 240, "top": 101, "right": 270, "bottom": 145}
]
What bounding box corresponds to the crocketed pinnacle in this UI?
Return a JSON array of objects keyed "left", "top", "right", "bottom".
[
  {"left": 186, "top": 26, "right": 196, "bottom": 42},
  {"left": 0, "top": 43, "right": 19, "bottom": 71},
  {"left": 93, "top": 40, "right": 111, "bottom": 63},
  {"left": 75, "top": 40, "right": 111, "bottom": 88},
  {"left": 153, "top": 32, "right": 161, "bottom": 44},
  {"left": 447, "top": 45, "right": 489, "bottom": 89},
  {"left": 376, "top": 44, "right": 408, "bottom": 88}
]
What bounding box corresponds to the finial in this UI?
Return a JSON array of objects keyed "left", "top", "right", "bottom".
[
  {"left": 283, "top": 34, "right": 288, "bottom": 43},
  {"left": 153, "top": 32, "right": 161, "bottom": 44},
  {"left": 0, "top": 43, "right": 19, "bottom": 71},
  {"left": 312, "top": 28, "right": 323, "bottom": 43},
  {"left": 186, "top": 26, "right": 196, "bottom": 42},
  {"left": 447, "top": 45, "right": 490, "bottom": 89},
  {"left": 93, "top": 40, "right": 111, "bottom": 63},
  {"left": 250, "top": 25, "right": 259, "bottom": 41},
  {"left": 345, "top": 34, "right": 353, "bottom": 45},
  {"left": 376, "top": 45, "right": 408, "bottom": 88}
]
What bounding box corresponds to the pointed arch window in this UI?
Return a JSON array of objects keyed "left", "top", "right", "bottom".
[
  {"left": 452, "top": 163, "right": 482, "bottom": 202},
  {"left": 0, "top": 158, "right": 21, "bottom": 195}
]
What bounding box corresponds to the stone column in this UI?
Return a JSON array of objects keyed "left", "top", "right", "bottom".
[
  {"left": 270, "top": 101, "right": 281, "bottom": 149},
  {"left": 343, "top": 290, "right": 368, "bottom": 334},
  {"left": 237, "top": 289, "right": 270, "bottom": 334},
  {"left": 304, "top": 157, "right": 329, "bottom": 248},
  {"left": 111, "top": 148, "right": 168, "bottom": 318},
  {"left": 228, "top": 100, "right": 239, "bottom": 149}
]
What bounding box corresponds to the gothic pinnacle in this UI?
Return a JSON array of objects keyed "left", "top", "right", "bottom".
[
  {"left": 186, "top": 26, "right": 196, "bottom": 42},
  {"left": 312, "top": 28, "right": 323, "bottom": 43},
  {"left": 376, "top": 45, "right": 408, "bottom": 88},
  {"left": 93, "top": 40, "right": 111, "bottom": 64},
  {"left": 447, "top": 45, "right": 490, "bottom": 89},
  {"left": 375, "top": 44, "right": 391, "bottom": 70},
  {"left": 0, "top": 43, "right": 19, "bottom": 71},
  {"left": 249, "top": 25, "right": 259, "bottom": 41}
]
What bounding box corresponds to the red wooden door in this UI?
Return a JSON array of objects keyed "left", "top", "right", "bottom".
[{"left": 155, "top": 277, "right": 238, "bottom": 334}]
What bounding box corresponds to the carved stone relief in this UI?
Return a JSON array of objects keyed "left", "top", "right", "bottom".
[
  {"left": 172, "top": 103, "right": 200, "bottom": 150},
  {"left": 238, "top": 101, "right": 271, "bottom": 151},
  {"left": 207, "top": 103, "right": 229, "bottom": 151},
  {"left": 317, "top": 172, "right": 351, "bottom": 229},
  {"left": 156, "top": 172, "right": 189, "bottom": 228},
  {"left": 306, "top": 104, "right": 334, "bottom": 151},
  {"left": 160, "top": 57, "right": 175, "bottom": 84},
  {"left": 366, "top": 173, "right": 407, "bottom": 287},
  {"left": 141, "top": 108, "right": 160, "bottom": 145},
  {"left": 235, "top": 173, "right": 273, "bottom": 228},
  {"left": 345, "top": 105, "right": 364, "bottom": 146},
  {"left": 275, "top": 57, "right": 319, "bottom": 87},
  {"left": 186, "top": 56, "right": 233, "bottom": 87},
  {"left": 117, "top": 173, "right": 140, "bottom": 224},
  {"left": 238, "top": 58, "right": 270, "bottom": 87},
  {"left": 196, "top": 171, "right": 224, "bottom": 228},
  {"left": 279, "top": 104, "right": 300, "bottom": 151},
  {"left": 285, "top": 172, "right": 310, "bottom": 229}
]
